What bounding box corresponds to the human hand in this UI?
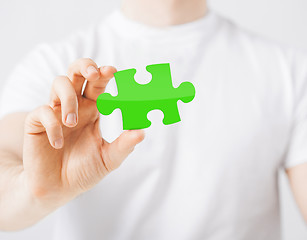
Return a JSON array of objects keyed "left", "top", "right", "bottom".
[{"left": 23, "top": 58, "right": 145, "bottom": 207}]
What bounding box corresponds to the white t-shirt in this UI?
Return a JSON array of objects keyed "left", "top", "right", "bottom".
[{"left": 1, "top": 9, "right": 307, "bottom": 240}]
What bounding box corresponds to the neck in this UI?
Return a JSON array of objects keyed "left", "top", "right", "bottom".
[{"left": 121, "top": 0, "right": 207, "bottom": 27}]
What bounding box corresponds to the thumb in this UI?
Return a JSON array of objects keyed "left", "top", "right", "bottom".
[{"left": 102, "top": 130, "right": 145, "bottom": 172}]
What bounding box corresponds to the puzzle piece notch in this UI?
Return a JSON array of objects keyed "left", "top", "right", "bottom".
[{"left": 97, "top": 63, "right": 195, "bottom": 130}]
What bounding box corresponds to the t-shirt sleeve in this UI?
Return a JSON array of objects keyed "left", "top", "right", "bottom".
[
  {"left": 0, "top": 44, "right": 67, "bottom": 119},
  {"left": 0, "top": 26, "right": 95, "bottom": 119},
  {"left": 283, "top": 50, "right": 307, "bottom": 169}
]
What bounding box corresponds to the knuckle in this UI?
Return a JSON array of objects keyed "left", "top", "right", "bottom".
[
  {"left": 67, "top": 64, "right": 74, "bottom": 75},
  {"left": 53, "top": 75, "right": 67, "bottom": 85},
  {"left": 52, "top": 77, "right": 76, "bottom": 100},
  {"left": 24, "top": 108, "right": 42, "bottom": 132},
  {"left": 67, "top": 59, "right": 82, "bottom": 74},
  {"left": 81, "top": 58, "right": 97, "bottom": 72},
  {"left": 39, "top": 105, "right": 52, "bottom": 115},
  {"left": 67, "top": 58, "right": 98, "bottom": 79},
  {"left": 64, "top": 95, "right": 77, "bottom": 105},
  {"left": 25, "top": 105, "right": 49, "bottom": 124},
  {"left": 24, "top": 105, "right": 61, "bottom": 134},
  {"left": 81, "top": 57, "right": 95, "bottom": 65},
  {"left": 46, "top": 121, "right": 61, "bottom": 130},
  {"left": 68, "top": 58, "right": 94, "bottom": 70},
  {"left": 82, "top": 57, "right": 94, "bottom": 62}
]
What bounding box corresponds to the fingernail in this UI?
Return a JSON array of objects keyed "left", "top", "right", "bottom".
[
  {"left": 66, "top": 113, "right": 77, "bottom": 125},
  {"left": 86, "top": 66, "right": 98, "bottom": 75},
  {"left": 54, "top": 138, "right": 63, "bottom": 149}
]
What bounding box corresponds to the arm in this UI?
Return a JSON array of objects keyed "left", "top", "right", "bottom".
[
  {"left": 0, "top": 59, "right": 144, "bottom": 231},
  {"left": 0, "top": 113, "right": 58, "bottom": 230},
  {"left": 286, "top": 163, "right": 307, "bottom": 223}
]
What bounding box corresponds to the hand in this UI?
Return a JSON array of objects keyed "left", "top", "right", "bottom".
[{"left": 22, "top": 58, "right": 145, "bottom": 207}]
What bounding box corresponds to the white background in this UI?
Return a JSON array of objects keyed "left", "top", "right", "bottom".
[{"left": 0, "top": 0, "right": 307, "bottom": 239}]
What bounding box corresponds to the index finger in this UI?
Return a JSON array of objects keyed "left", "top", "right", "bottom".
[
  {"left": 67, "top": 58, "right": 100, "bottom": 96},
  {"left": 83, "top": 66, "right": 117, "bottom": 101}
]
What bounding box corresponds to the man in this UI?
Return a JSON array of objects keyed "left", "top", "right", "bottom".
[{"left": 0, "top": 0, "right": 306, "bottom": 239}]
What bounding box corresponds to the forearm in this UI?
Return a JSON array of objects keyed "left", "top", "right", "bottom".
[
  {"left": 0, "top": 150, "right": 56, "bottom": 231},
  {"left": 286, "top": 163, "right": 307, "bottom": 224}
]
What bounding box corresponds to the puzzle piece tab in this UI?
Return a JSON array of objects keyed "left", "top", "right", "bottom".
[{"left": 96, "top": 63, "right": 195, "bottom": 130}]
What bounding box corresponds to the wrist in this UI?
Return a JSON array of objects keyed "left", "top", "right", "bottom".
[{"left": 21, "top": 170, "right": 79, "bottom": 211}]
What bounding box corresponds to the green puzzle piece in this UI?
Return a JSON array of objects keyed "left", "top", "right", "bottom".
[{"left": 96, "top": 63, "right": 195, "bottom": 130}]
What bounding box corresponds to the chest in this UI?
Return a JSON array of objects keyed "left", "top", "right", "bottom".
[{"left": 98, "top": 40, "right": 292, "bottom": 173}]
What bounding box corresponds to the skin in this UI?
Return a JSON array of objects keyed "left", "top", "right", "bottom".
[
  {"left": 0, "top": 59, "right": 145, "bottom": 230},
  {"left": 121, "top": 0, "right": 208, "bottom": 27},
  {"left": 0, "top": 0, "right": 306, "bottom": 231},
  {"left": 286, "top": 165, "right": 307, "bottom": 223}
]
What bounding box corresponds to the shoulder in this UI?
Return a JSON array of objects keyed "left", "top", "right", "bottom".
[
  {"left": 214, "top": 10, "right": 307, "bottom": 63},
  {"left": 210, "top": 10, "right": 307, "bottom": 80}
]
